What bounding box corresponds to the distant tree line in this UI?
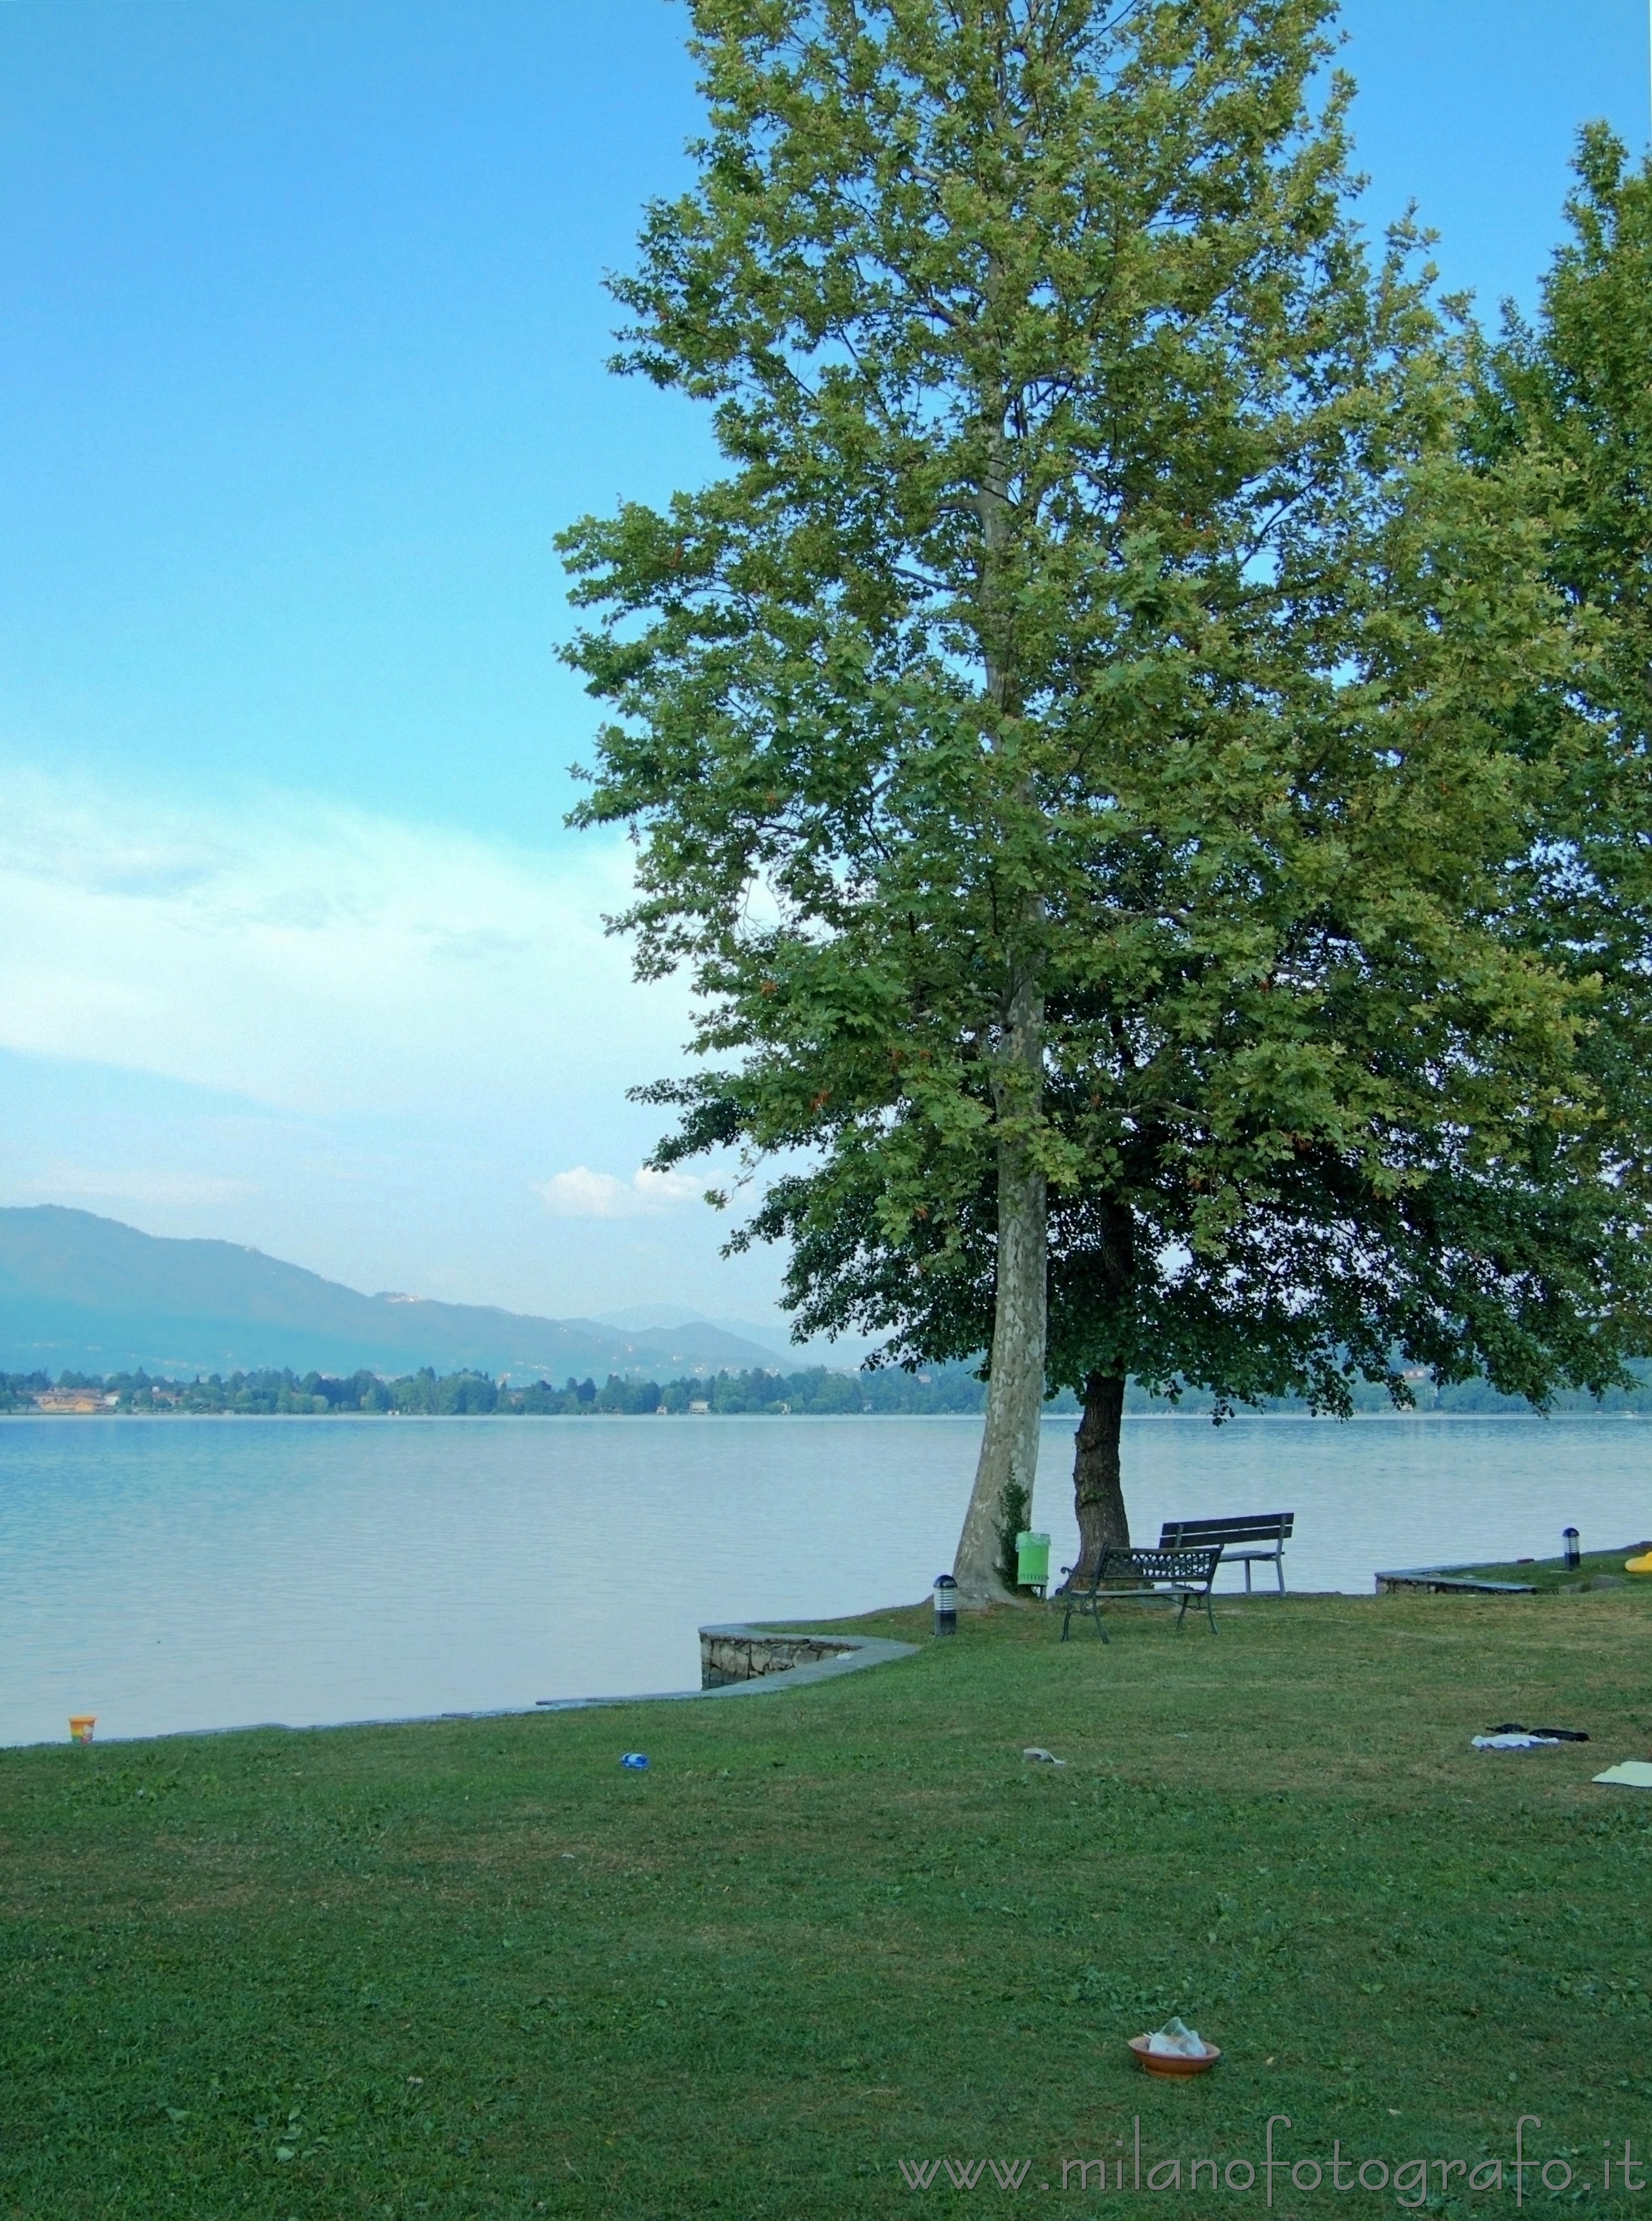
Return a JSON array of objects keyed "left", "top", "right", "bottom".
[
  {"left": 3, "top": 1361, "right": 1650, "bottom": 1419},
  {"left": 0, "top": 1361, "right": 1000, "bottom": 1418}
]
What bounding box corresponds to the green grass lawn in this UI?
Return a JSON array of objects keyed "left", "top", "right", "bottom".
[
  {"left": 5, "top": 1589, "right": 1652, "bottom": 2219},
  {"left": 1449, "top": 1547, "right": 1652, "bottom": 1595}
]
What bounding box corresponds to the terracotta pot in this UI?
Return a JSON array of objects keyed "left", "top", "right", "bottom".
[{"left": 1128, "top": 2036, "right": 1220, "bottom": 2077}]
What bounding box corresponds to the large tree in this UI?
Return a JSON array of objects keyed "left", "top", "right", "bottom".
[{"left": 563, "top": 0, "right": 1643, "bottom": 1594}]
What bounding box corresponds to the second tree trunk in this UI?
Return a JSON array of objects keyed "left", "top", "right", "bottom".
[{"left": 1068, "top": 1371, "right": 1129, "bottom": 1585}]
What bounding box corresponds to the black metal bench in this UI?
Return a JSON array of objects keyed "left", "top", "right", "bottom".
[
  {"left": 1059, "top": 1545, "right": 1223, "bottom": 1641},
  {"left": 1159, "top": 1512, "right": 1295, "bottom": 1594}
]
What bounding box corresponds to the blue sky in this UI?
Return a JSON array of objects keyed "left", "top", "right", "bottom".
[{"left": 2, "top": 0, "right": 1647, "bottom": 1328}]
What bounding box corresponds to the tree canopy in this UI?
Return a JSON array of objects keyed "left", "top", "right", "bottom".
[
  {"left": 1472, "top": 128, "right": 1652, "bottom": 1339},
  {"left": 563, "top": 2, "right": 1651, "bottom": 1590}
]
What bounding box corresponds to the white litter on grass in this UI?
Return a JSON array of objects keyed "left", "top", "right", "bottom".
[
  {"left": 1593, "top": 1762, "right": 1652, "bottom": 1790},
  {"left": 1022, "top": 1746, "right": 1066, "bottom": 1765},
  {"left": 1146, "top": 2018, "right": 1210, "bottom": 2059},
  {"left": 1473, "top": 1732, "right": 1562, "bottom": 1751}
]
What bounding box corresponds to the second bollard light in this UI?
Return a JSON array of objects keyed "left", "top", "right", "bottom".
[{"left": 933, "top": 1573, "right": 958, "bottom": 1636}]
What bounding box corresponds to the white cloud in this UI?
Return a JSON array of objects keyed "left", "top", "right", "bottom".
[
  {"left": 535, "top": 1164, "right": 703, "bottom": 1219},
  {"left": 0, "top": 764, "right": 690, "bottom": 1115}
]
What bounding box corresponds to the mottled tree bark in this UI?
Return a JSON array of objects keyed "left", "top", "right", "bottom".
[
  {"left": 1067, "top": 1371, "right": 1129, "bottom": 1585},
  {"left": 952, "top": 974, "right": 1048, "bottom": 1602},
  {"left": 952, "top": 403, "right": 1049, "bottom": 1602}
]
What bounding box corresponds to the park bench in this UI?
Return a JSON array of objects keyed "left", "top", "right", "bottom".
[
  {"left": 1059, "top": 1545, "right": 1223, "bottom": 1642},
  {"left": 1158, "top": 1512, "right": 1295, "bottom": 1594}
]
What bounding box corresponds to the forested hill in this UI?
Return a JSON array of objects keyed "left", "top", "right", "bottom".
[{"left": 0, "top": 1207, "right": 783, "bottom": 1381}]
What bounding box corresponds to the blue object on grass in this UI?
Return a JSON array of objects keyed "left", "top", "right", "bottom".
[{"left": 620, "top": 1752, "right": 649, "bottom": 1769}]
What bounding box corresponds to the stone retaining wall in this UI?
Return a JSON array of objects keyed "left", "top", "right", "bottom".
[
  {"left": 700, "top": 1631, "right": 855, "bottom": 1688},
  {"left": 1375, "top": 1568, "right": 1535, "bottom": 1596}
]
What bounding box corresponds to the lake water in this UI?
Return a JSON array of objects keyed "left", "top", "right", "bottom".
[{"left": 2, "top": 1412, "right": 1647, "bottom": 1747}]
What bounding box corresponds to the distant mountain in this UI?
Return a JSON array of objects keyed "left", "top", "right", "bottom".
[
  {"left": 592, "top": 1303, "right": 882, "bottom": 1369},
  {"left": 594, "top": 1302, "right": 788, "bottom": 1350},
  {"left": 0, "top": 1207, "right": 785, "bottom": 1382}
]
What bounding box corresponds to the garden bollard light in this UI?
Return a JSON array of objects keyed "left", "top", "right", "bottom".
[
  {"left": 1564, "top": 1526, "right": 1580, "bottom": 1572},
  {"left": 933, "top": 1574, "right": 958, "bottom": 1636}
]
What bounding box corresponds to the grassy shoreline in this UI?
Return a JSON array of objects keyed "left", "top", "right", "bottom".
[
  {"left": 4, "top": 1589, "right": 1651, "bottom": 2217},
  {"left": 1444, "top": 1547, "right": 1652, "bottom": 1594}
]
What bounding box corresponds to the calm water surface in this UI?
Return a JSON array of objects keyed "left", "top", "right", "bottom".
[{"left": 1, "top": 1412, "right": 1647, "bottom": 1745}]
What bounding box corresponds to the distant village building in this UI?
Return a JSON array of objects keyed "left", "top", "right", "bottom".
[{"left": 34, "top": 1389, "right": 118, "bottom": 1414}]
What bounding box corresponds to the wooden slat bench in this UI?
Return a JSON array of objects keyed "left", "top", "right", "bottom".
[
  {"left": 1059, "top": 1545, "right": 1222, "bottom": 1641},
  {"left": 1158, "top": 1512, "right": 1295, "bottom": 1594}
]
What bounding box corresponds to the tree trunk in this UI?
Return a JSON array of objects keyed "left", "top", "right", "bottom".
[
  {"left": 1068, "top": 1371, "right": 1129, "bottom": 1586},
  {"left": 953, "top": 400, "right": 1048, "bottom": 1602},
  {"left": 952, "top": 973, "right": 1048, "bottom": 1602}
]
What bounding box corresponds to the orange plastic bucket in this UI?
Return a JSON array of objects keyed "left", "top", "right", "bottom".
[{"left": 69, "top": 1716, "right": 95, "bottom": 1744}]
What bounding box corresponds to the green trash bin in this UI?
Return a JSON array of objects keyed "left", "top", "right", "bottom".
[{"left": 1016, "top": 1530, "right": 1051, "bottom": 1591}]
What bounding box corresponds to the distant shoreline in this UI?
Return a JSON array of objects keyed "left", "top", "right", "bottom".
[
  {"left": 4, "top": 1406, "right": 1636, "bottom": 1423},
  {"left": 9, "top": 1355, "right": 1649, "bottom": 1420},
  {"left": 5, "top": 1360, "right": 1003, "bottom": 1420}
]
